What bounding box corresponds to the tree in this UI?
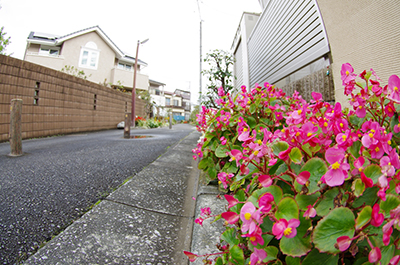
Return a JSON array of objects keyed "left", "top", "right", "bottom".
[
  {"left": 0, "top": 26, "right": 11, "bottom": 55},
  {"left": 201, "top": 49, "right": 236, "bottom": 108},
  {"left": 61, "top": 65, "right": 91, "bottom": 80}
]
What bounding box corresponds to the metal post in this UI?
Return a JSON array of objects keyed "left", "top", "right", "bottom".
[
  {"left": 131, "top": 41, "right": 140, "bottom": 127},
  {"left": 9, "top": 99, "right": 23, "bottom": 156},
  {"left": 124, "top": 113, "right": 131, "bottom": 139},
  {"left": 169, "top": 113, "right": 172, "bottom": 129}
]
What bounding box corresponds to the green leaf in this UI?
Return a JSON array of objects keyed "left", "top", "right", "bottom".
[
  {"left": 215, "top": 145, "right": 229, "bottom": 158},
  {"left": 353, "top": 186, "right": 378, "bottom": 208},
  {"left": 215, "top": 257, "right": 223, "bottom": 265},
  {"left": 229, "top": 245, "right": 244, "bottom": 265},
  {"left": 221, "top": 228, "right": 239, "bottom": 247},
  {"left": 355, "top": 206, "right": 372, "bottom": 230},
  {"left": 248, "top": 185, "right": 283, "bottom": 208},
  {"left": 296, "top": 193, "right": 320, "bottom": 210},
  {"left": 300, "top": 158, "right": 328, "bottom": 194},
  {"left": 246, "top": 116, "right": 257, "bottom": 129},
  {"left": 301, "top": 248, "right": 339, "bottom": 265},
  {"left": 302, "top": 144, "right": 313, "bottom": 158},
  {"left": 363, "top": 164, "right": 381, "bottom": 184},
  {"left": 198, "top": 157, "right": 210, "bottom": 170},
  {"left": 352, "top": 178, "right": 365, "bottom": 197},
  {"left": 269, "top": 160, "right": 284, "bottom": 175},
  {"left": 381, "top": 244, "right": 395, "bottom": 265},
  {"left": 380, "top": 194, "right": 400, "bottom": 218},
  {"left": 280, "top": 216, "right": 312, "bottom": 257},
  {"left": 315, "top": 188, "right": 339, "bottom": 217},
  {"left": 349, "top": 141, "right": 362, "bottom": 159},
  {"left": 272, "top": 141, "right": 289, "bottom": 156},
  {"left": 289, "top": 147, "right": 303, "bottom": 164},
  {"left": 263, "top": 246, "right": 279, "bottom": 262},
  {"left": 208, "top": 166, "right": 217, "bottom": 179},
  {"left": 285, "top": 256, "right": 301, "bottom": 265},
  {"left": 275, "top": 197, "right": 299, "bottom": 220},
  {"left": 313, "top": 207, "right": 355, "bottom": 254},
  {"left": 249, "top": 103, "right": 256, "bottom": 114}
]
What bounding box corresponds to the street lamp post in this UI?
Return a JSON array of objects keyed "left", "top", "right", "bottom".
[{"left": 132, "top": 38, "right": 149, "bottom": 126}]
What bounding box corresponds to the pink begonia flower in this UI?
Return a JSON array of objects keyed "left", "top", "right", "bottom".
[
  {"left": 352, "top": 156, "right": 366, "bottom": 176},
  {"left": 227, "top": 149, "right": 243, "bottom": 167},
  {"left": 385, "top": 101, "right": 396, "bottom": 117},
  {"left": 380, "top": 148, "right": 400, "bottom": 177},
  {"left": 220, "top": 136, "right": 227, "bottom": 145},
  {"left": 390, "top": 255, "right": 400, "bottom": 265},
  {"left": 371, "top": 204, "right": 384, "bottom": 227},
  {"left": 275, "top": 111, "right": 284, "bottom": 121},
  {"left": 224, "top": 194, "right": 239, "bottom": 208},
  {"left": 361, "top": 172, "right": 374, "bottom": 188},
  {"left": 258, "top": 174, "right": 273, "bottom": 187},
  {"left": 321, "top": 146, "right": 350, "bottom": 187},
  {"left": 341, "top": 63, "right": 357, "bottom": 85},
  {"left": 382, "top": 223, "right": 393, "bottom": 246},
  {"left": 336, "top": 236, "right": 352, "bottom": 251},
  {"left": 242, "top": 226, "right": 264, "bottom": 246},
  {"left": 217, "top": 172, "right": 234, "bottom": 189},
  {"left": 249, "top": 248, "right": 267, "bottom": 265},
  {"left": 297, "top": 171, "right": 310, "bottom": 185},
  {"left": 200, "top": 207, "right": 211, "bottom": 216},
  {"left": 387, "top": 74, "right": 400, "bottom": 103},
  {"left": 258, "top": 193, "right": 274, "bottom": 213},
  {"left": 217, "top": 86, "right": 225, "bottom": 97},
  {"left": 240, "top": 202, "right": 262, "bottom": 234},
  {"left": 195, "top": 217, "right": 203, "bottom": 226},
  {"left": 221, "top": 211, "right": 240, "bottom": 224},
  {"left": 183, "top": 251, "right": 198, "bottom": 262},
  {"left": 303, "top": 205, "right": 317, "bottom": 219},
  {"left": 272, "top": 218, "right": 300, "bottom": 240},
  {"left": 369, "top": 247, "right": 382, "bottom": 263},
  {"left": 312, "top": 92, "right": 322, "bottom": 101}
]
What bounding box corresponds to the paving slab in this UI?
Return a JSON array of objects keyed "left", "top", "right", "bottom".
[{"left": 24, "top": 200, "right": 191, "bottom": 264}]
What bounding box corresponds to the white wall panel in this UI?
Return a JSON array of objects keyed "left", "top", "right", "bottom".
[{"left": 248, "top": 0, "right": 330, "bottom": 85}]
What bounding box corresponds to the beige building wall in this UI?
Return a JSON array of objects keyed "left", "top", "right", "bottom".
[
  {"left": 317, "top": 0, "right": 400, "bottom": 105},
  {"left": 61, "top": 31, "right": 116, "bottom": 85}
]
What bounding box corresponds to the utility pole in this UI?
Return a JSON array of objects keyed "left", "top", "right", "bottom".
[{"left": 196, "top": 0, "right": 203, "bottom": 106}]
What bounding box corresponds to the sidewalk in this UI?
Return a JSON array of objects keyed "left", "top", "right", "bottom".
[
  {"left": 23, "top": 127, "right": 194, "bottom": 264},
  {"left": 24, "top": 127, "right": 226, "bottom": 264}
]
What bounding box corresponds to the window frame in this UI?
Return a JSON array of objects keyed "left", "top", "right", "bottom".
[
  {"left": 79, "top": 42, "right": 100, "bottom": 70},
  {"left": 39, "top": 45, "right": 60, "bottom": 56}
]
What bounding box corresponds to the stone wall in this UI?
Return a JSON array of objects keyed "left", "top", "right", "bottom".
[{"left": 0, "top": 55, "right": 146, "bottom": 142}]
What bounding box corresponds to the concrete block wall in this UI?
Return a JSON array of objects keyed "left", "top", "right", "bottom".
[
  {"left": 317, "top": 0, "right": 400, "bottom": 106},
  {"left": 0, "top": 55, "right": 146, "bottom": 142}
]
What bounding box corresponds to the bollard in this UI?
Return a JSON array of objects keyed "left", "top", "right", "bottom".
[
  {"left": 9, "top": 99, "right": 23, "bottom": 156},
  {"left": 124, "top": 113, "right": 131, "bottom": 139},
  {"left": 169, "top": 113, "right": 172, "bottom": 129}
]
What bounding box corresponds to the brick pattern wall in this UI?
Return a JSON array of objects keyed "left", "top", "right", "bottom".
[
  {"left": 0, "top": 55, "right": 146, "bottom": 142},
  {"left": 317, "top": 0, "right": 400, "bottom": 106},
  {"left": 280, "top": 68, "right": 335, "bottom": 102}
]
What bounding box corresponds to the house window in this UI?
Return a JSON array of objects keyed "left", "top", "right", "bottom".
[
  {"left": 39, "top": 46, "right": 59, "bottom": 56},
  {"left": 173, "top": 99, "right": 179, "bottom": 106},
  {"left": 79, "top": 41, "right": 100, "bottom": 70},
  {"left": 165, "top": 98, "right": 171, "bottom": 105},
  {"left": 117, "top": 62, "right": 133, "bottom": 71}
]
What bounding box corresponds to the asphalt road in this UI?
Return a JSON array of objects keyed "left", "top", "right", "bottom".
[{"left": 0, "top": 124, "right": 195, "bottom": 264}]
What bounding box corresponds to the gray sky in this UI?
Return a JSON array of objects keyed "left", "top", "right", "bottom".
[{"left": 0, "top": 0, "right": 261, "bottom": 104}]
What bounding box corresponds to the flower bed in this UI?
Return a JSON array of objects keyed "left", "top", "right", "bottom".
[{"left": 186, "top": 64, "right": 400, "bottom": 264}]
